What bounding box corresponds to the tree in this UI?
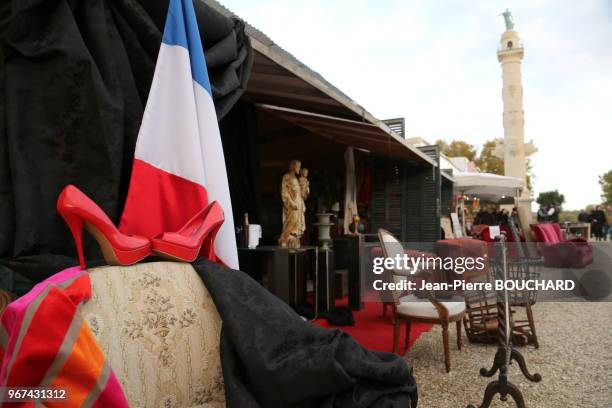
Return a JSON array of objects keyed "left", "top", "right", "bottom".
[
  {"left": 599, "top": 170, "right": 612, "bottom": 205},
  {"left": 475, "top": 138, "right": 533, "bottom": 191},
  {"left": 435, "top": 140, "right": 477, "bottom": 162},
  {"left": 437, "top": 138, "right": 534, "bottom": 190},
  {"left": 475, "top": 139, "right": 504, "bottom": 175},
  {"left": 536, "top": 190, "right": 565, "bottom": 210}
]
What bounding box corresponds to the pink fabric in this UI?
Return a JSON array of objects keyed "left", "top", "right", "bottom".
[
  {"left": 0, "top": 267, "right": 83, "bottom": 378},
  {"left": 551, "top": 223, "right": 565, "bottom": 242},
  {"left": 532, "top": 224, "right": 560, "bottom": 244},
  {"left": 0, "top": 267, "right": 129, "bottom": 407}
]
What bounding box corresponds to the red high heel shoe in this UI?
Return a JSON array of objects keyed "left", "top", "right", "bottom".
[
  {"left": 152, "top": 201, "right": 225, "bottom": 262},
  {"left": 57, "top": 185, "right": 151, "bottom": 269}
]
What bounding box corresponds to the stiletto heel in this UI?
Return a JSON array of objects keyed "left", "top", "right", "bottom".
[
  {"left": 57, "top": 185, "right": 151, "bottom": 269},
  {"left": 152, "top": 201, "right": 224, "bottom": 262},
  {"left": 61, "top": 211, "right": 85, "bottom": 269},
  {"left": 199, "top": 224, "right": 222, "bottom": 261}
]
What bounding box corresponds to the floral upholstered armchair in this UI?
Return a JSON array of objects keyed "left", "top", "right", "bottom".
[{"left": 79, "top": 262, "right": 225, "bottom": 407}]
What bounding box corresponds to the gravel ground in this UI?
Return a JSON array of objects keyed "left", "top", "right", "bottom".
[{"left": 404, "top": 302, "right": 612, "bottom": 408}]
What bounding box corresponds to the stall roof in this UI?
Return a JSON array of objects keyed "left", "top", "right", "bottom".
[
  {"left": 204, "top": 0, "right": 437, "bottom": 167},
  {"left": 454, "top": 172, "right": 524, "bottom": 198},
  {"left": 258, "top": 104, "right": 436, "bottom": 162}
]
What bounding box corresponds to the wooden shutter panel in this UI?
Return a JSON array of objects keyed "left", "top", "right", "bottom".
[
  {"left": 370, "top": 158, "right": 402, "bottom": 238},
  {"left": 370, "top": 159, "right": 387, "bottom": 232},
  {"left": 417, "top": 145, "right": 441, "bottom": 242}
]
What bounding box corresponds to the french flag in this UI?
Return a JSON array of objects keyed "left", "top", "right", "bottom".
[{"left": 120, "top": 0, "right": 239, "bottom": 269}]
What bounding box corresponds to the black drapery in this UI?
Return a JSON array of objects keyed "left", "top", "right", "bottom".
[
  {"left": 219, "top": 99, "right": 262, "bottom": 227},
  {"left": 193, "top": 259, "right": 418, "bottom": 408},
  {"left": 0, "top": 0, "right": 253, "bottom": 287}
]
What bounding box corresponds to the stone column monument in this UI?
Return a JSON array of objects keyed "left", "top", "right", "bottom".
[{"left": 494, "top": 9, "right": 537, "bottom": 226}]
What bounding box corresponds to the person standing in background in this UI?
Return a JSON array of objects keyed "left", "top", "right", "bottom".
[
  {"left": 591, "top": 205, "right": 606, "bottom": 241},
  {"left": 537, "top": 205, "right": 548, "bottom": 223},
  {"left": 578, "top": 209, "right": 590, "bottom": 223},
  {"left": 497, "top": 208, "right": 509, "bottom": 225},
  {"left": 604, "top": 206, "right": 612, "bottom": 242},
  {"left": 548, "top": 204, "right": 559, "bottom": 223}
]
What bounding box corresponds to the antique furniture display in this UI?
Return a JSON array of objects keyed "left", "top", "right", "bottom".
[
  {"left": 507, "top": 219, "right": 540, "bottom": 348},
  {"left": 378, "top": 228, "right": 466, "bottom": 372},
  {"left": 462, "top": 221, "right": 540, "bottom": 348}
]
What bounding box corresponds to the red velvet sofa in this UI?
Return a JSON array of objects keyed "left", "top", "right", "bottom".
[{"left": 531, "top": 223, "right": 593, "bottom": 268}]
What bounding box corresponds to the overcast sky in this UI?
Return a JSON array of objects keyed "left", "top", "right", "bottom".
[{"left": 222, "top": 0, "right": 612, "bottom": 210}]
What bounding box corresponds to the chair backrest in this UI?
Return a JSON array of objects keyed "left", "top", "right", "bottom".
[
  {"left": 531, "top": 223, "right": 561, "bottom": 244},
  {"left": 377, "top": 228, "right": 409, "bottom": 303},
  {"left": 507, "top": 218, "right": 527, "bottom": 259},
  {"left": 550, "top": 223, "right": 565, "bottom": 241},
  {"left": 79, "top": 262, "right": 225, "bottom": 407}
]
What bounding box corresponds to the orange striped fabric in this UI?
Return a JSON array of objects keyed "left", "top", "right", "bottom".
[{"left": 0, "top": 267, "right": 129, "bottom": 407}]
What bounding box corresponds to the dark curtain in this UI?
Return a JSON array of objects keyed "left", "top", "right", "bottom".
[
  {"left": 194, "top": 259, "right": 418, "bottom": 408},
  {"left": 0, "top": 0, "right": 252, "bottom": 287},
  {"left": 219, "top": 99, "right": 261, "bottom": 227}
]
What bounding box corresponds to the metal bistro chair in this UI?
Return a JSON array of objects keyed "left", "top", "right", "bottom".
[{"left": 378, "top": 228, "right": 466, "bottom": 372}]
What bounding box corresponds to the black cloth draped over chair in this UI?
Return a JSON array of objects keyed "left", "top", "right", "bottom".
[
  {"left": 0, "top": 0, "right": 253, "bottom": 287},
  {"left": 194, "top": 259, "right": 418, "bottom": 408}
]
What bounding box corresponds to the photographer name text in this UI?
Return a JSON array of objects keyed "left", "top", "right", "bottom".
[{"left": 372, "top": 279, "right": 576, "bottom": 292}]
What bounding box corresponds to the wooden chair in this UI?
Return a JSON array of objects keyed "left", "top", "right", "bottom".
[
  {"left": 507, "top": 219, "right": 540, "bottom": 348},
  {"left": 378, "top": 228, "right": 466, "bottom": 372},
  {"left": 463, "top": 225, "right": 540, "bottom": 349},
  {"left": 463, "top": 289, "right": 499, "bottom": 344}
]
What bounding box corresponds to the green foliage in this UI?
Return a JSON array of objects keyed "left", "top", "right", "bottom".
[
  {"left": 435, "top": 140, "right": 477, "bottom": 162},
  {"left": 437, "top": 138, "right": 534, "bottom": 191},
  {"left": 599, "top": 170, "right": 612, "bottom": 205},
  {"left": 536, "top": 190, "right": 565, "bottom": 209},
  {"left": 475, "top": 139, "right": 504, "bottom": 175}
]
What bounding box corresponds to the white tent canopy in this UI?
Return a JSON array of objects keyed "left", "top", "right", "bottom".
[{"left": 453, "top": 171, "right": 524, "bottom": 199}]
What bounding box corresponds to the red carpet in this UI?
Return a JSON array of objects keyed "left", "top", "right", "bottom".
[{"left": 313, "top": 298, "right": 432, "bottom": 355}]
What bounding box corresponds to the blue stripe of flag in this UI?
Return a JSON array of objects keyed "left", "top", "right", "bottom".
[{"left": 161, "top": 0, "right": 213, "bottom": 95}]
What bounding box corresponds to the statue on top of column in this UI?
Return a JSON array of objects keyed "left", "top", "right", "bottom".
[{"left": 499, "top": 9, "right": 514, "bottom": 31}]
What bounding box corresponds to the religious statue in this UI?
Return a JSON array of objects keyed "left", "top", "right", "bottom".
[
  {"left": 279, "top": 160, "right": 305, "bottom": 248},
  {"left": 499, "top": 8, "right": 514, "bottom": 30},
  {"left": 298, "top": 168, "right": 310, "bottom": 236}
]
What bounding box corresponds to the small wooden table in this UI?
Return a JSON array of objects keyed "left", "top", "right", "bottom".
[{"left": 563, "top": 222, "right": 590, "bottom": 239}]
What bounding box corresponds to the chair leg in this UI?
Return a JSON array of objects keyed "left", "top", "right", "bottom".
[
  {"left": 456, "top": 320, "right": 462, "bottom": 350},
  {"left": 442, "top": 323, "right": 451, "bottom": 373},
  {"left": 405, "top": 321, "right": 411, "bottom": 348},
  {"left": 393, "top": 318, "right": 401, "bottom": 354},
  {"left": 526, "top": 303, "right": 539, "bottom": 349}
]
